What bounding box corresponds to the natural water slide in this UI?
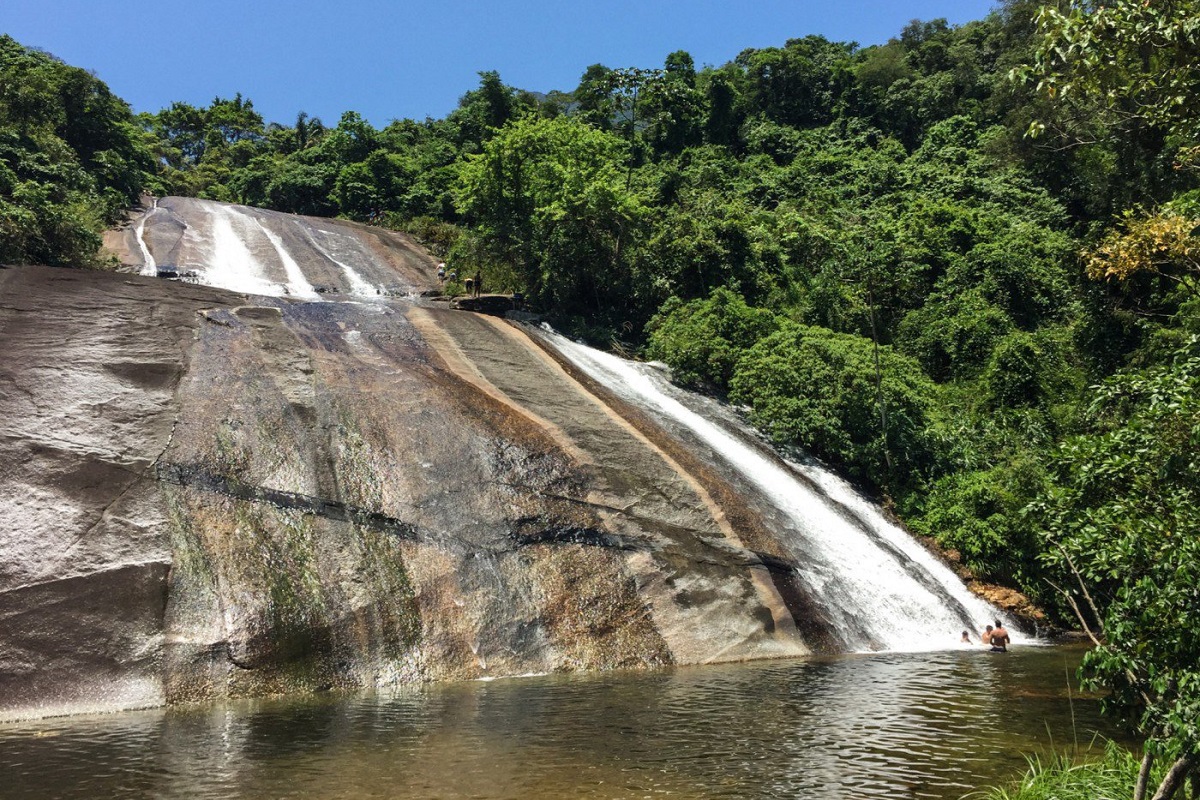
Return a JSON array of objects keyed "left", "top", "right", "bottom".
[{"left": 1, "top": 197, "right": 1014, "bottom": 721}]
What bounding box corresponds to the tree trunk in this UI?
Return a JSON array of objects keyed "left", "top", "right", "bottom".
[
  {"left": 1135, "top": 751, "right": 1155, "bottom": 800},
  {"left": 865, "top": 280, "right": 891, "bottom": 479},
  {"left": 1151, "top": 754, "right": 1198, "bottom": 800}
]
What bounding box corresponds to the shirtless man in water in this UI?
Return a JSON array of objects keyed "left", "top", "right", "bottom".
[{"left": 989, "top": 620, "right": 1011, "bottom": 652}]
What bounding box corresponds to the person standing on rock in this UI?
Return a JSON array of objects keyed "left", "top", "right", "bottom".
[{"left": 472, "top": 270, "right": 482, "bottom": 298}]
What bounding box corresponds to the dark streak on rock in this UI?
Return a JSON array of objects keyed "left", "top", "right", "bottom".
[
  {"left": 156, "top": 462, "right": 818, "bottom": 601},
  {"left": 509, "top": 521, "right": 644, "bottom": 551},
  {"left": 155, "top": 462, "right": 419, "bottom": 541},
  {"left": 508, "top": 514, "right": 811, "bottom": 582}
]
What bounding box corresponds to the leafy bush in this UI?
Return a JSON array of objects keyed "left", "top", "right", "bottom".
[
  {"left": 981, "top": 328, "right": 1083, "bottom": 414},
  {"left": 0, "top": 35, "right": 150, "bottom": 266},
  {"left": 1031, "top": 343, "right": 1200, "bottom": 789},
  {"left": 644, "top": 287, "right": 779, "bottom": 390},
  {"left": 455, "top": 115, "right": 646, "bottom": 315},
  {"left": 392, "top": 215, "right": 461, "bottom": 257},
  {"left": 913, "top": 457, "right": 1047, "bottom": 588},
  {"left": 897, "top": 289, "right": 1014, "bottom": 381},
  {"left": 729, "top": 320, "right": 938, "bottom": 492}
]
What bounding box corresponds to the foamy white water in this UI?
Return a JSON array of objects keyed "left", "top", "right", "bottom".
[
  {"left": 308, "top": 228, "right": 381, "bottom": 297},
  {"left": 253, "top": 217, "right": 319, "bottom": 300},
  {"left": 201, "top": 206, "right": 283, "bottom": 296},
  {"left": 135, "top": 198, "right": 157, "bottom": 276},
  {"left": 542, "top": 330, "right": 1015, "bottom": 653}
]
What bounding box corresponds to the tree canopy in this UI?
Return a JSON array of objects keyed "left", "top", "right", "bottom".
[
  {"left": 1031, "top": 345, "right": 1200, "bottom": 799},
  {"left": 0, "top": 35, "right": 150, "bottom": 266}
]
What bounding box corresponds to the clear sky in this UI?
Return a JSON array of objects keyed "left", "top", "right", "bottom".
[{"left": 2, "top": 1, "right": 998, "bottom": 128}]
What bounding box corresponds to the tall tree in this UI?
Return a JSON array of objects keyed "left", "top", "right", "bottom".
[
  {"left": 1032, "top": 345, "right": 1200, "bottom": 800},
  {"left": 1014, "top": 0, "right": 1200, "bottom": 167},
  {"left": 455, "top": 116, "right": 645, "bottom": 312},
  {"left": 0, "top": 35, "right": 150, "bottom": 266}
]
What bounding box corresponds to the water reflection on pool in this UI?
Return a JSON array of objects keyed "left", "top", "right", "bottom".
[{"left": 0, "top": 646, "right": 1124, "bottom": 799}]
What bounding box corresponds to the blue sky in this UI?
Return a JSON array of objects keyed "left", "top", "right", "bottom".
[{"left": 3, "top": 1, "right": 998, "bottom": 127}]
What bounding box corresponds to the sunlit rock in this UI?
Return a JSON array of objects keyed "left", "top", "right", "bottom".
[{"left": 3, "top": 197, "right": 1006, "bottom": 721}]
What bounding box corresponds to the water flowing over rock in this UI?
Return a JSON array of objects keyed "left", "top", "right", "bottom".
[{"left": 2, "top": 198, "right": 1008, "bottom": 721}]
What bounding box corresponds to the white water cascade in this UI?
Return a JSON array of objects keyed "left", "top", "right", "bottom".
[
  {"left": 184, "top": 205, "right": 319, "bottom": 298},
  {"left": 306, "top": 227, "right": 383, "bottom": 297},
  {"left": 540, "top": 329, "right": 1018, "bottom": 653},
  {"left": 253, "top": 218, "right": 319, "bottom": 300},
  {"left": 135, "top": 197, "right": 157, "bottom": 276},
  {"left": 200, "top": 205, "right": 286, "bottom": 296}
]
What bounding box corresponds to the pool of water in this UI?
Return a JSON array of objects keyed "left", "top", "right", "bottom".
[{"left": 0, "top": 646, "right": 1125, "bottom": 799}]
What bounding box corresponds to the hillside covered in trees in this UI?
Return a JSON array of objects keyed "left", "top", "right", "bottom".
[{"left": 3, "top": 1, "right": 1198, "bottom": 793}]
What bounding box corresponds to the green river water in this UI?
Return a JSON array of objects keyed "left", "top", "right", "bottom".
[{"left": 0, "top": 645, "right": 1126, "bottom": 799}]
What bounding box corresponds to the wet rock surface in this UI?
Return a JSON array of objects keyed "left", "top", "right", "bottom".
[
  {"left": 3, "top": 198, "right": 827, "bottom": 720},
  {"left": 104, "top": 197, "right": 436, "bottom": 298}
]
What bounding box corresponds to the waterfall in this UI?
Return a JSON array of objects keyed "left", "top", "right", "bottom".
[
  {"left": 135, "top": 197, "right": 157, "bottom": 276},
  {"left": 182, "top": 204, "right": 320, "bottom": 298},
  {"left": 305, "top": 227, "right": 383, "bottom": 297},
  {"left": 201, "top": 205, "right": 285, "bottom": 296},
  {"left": 253, "top": 217, "right": 319, "bottom": 300},
  {"left": 126, "top": 192, "right": 1020, "bottom": 655},
  {"left": 140, "top": 198, "right": 388, "bottom": 299},
  {"left": 538, "top": 328, "right": 1016, "bottom": 653}
]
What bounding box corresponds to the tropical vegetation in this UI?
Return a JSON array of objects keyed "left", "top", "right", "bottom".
[{"left": 2, "top": 1, "right": 1198, "bottom": 795}]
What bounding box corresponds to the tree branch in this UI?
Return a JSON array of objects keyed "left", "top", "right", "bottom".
[
  {"left": 1045, "top": 577, "right": 1103, "bottom": 646},
  {"left": 1150, "top": 753, "right": 1198, "bottom": 800},
  {"left": 1136, "top": 750, "right": 1156, "bottom": 800},
  {"left": 1054, "top": 542, "right": 1106, "bottom": 633}
]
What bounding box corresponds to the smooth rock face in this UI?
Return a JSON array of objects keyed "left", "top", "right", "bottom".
[
  {"left": 0, "top": 266, "right": 230, "bottom": 718},
  {"left": 3, "top": 198, "right": 821, "bottom": 721}
]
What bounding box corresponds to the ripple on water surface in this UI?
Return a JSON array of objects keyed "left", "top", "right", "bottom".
[{"left": 0, "top": 647, "right": 1124, "bottom": 800}]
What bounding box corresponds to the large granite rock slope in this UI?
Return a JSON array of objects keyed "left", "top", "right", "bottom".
[{"left": 2, "top": 199, "right": 829, "bottom": 720}]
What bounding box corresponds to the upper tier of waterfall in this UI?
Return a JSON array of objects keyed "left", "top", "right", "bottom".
[{"left": 115, "top": 196, "right": 434, "bottom": 299}]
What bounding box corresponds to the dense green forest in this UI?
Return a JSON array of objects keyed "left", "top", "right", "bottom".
[
  {"left": 2, "top": 1, "right": 1197, "bottom": 794},
  {"left": 0, "top": 35, "right": 150, "bottom": 265}
]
